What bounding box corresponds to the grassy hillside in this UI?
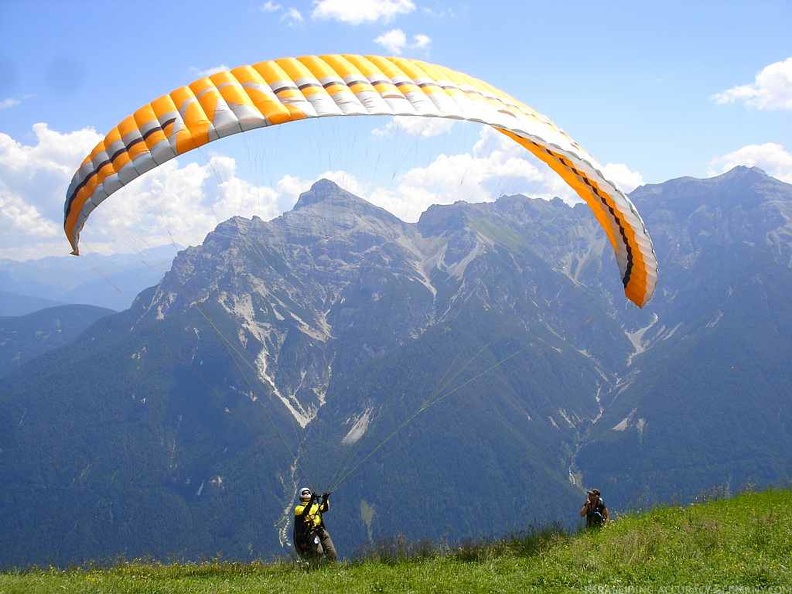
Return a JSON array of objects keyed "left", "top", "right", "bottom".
[{"left": 1, "top": 489, "right": 789, "bottom": 593}]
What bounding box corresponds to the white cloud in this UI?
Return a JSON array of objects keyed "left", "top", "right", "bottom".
[
  {"left": 0, "top": 124, "right": 306, "bottom": 260},
  {"left": 270, "top": 170, "right": 368, "bottom": 210},
  {"left": 374, "top": 28, "right": 431, "bottom": 55},
  {"left": 0, "top": 191, "right": 60, "bottom": 241},
  {"left": 472, "top": 127, "right": 645, "bottom": 197},
  {"left": 372, "top": 115, "right": 454, "bottom": 137},
  {"left": 258, "top": 0, "right": 303, "bottom": 26},
  {"left": 230, "top": 127, "right": 554, "bottom": 224},
  {"left": 189, "top": 65, "right": 230, "bottom": 77},
  {"left": 0, "top": 124, "right": 102, "bottom": 258},
  {"left": 412, "top": 33, "right": 431, "bottom": 49},
  {"left": 601, "top": 163, "right": 644, "bottom": 194},
  {"left": 80, "top": 156, "right": 289, "bottom": 254},
  {"left": 363, "top": 127, "right": 647, "bottom": 222},
  {"left": 282, "top": 7, "right": 304, "bottom": 24},
  {"left": 712, "top": 57, "right": 792, "bottom": 110},
  {"left": 274, "top": 174, "right": 312, "bottom": 212},
  {"left": 0, "top": 98, "right": 21, "bottom": 110},
  {"left": 0, "top": 121, "right": 650, "bottom": 260},
  {"left": 312, "top": 0, "right": 415, "bottom": 24},
  {"left": 318, "top": 170, "right": 368, "bottom": 198},
  {"left": 260, "top": 1, "right": 282, "bottom": 11},
  {"left": 374, "top": 29, "right": 408, "bottom": 54},
  {"left": 366, "top": 128, "right": 551, "bottom": 222},
  {"left": 708, "top": 143, "right": 792, "bottom": 183}
]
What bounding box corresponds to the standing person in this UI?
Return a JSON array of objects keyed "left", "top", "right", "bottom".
[
  {"left": 580, "top": 489, "right": 609, "bottom": 528},
  {"left": 293, "top": 487, "right": 337, "bottom": 561}
]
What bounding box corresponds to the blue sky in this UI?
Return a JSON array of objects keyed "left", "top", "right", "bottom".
[{"left": 0, "top": 0, "right": 790, "bottom": 261}]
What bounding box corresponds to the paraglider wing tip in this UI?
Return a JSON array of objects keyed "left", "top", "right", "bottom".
[{"left": 70, "top": 248, "right": 80, "bottom": 256}]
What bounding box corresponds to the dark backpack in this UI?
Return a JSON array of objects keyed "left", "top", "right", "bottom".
[{"left": 587, "top": 499, "right": 606, "bottom": 527}]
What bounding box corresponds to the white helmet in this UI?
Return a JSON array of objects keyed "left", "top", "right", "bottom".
[{"left": 299, "top": 487, "right": 312, "bottom": 501}]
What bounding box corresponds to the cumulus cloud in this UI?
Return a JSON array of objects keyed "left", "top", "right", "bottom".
[
  {"left": 274, "top": 174, "right": 312, "bottom": 212},
  {"left": 708, "top": 143, "right": 792, "bottom": 183},
  {"left": 601, "top": 163, "right": 644, "bottom": 194},
  {"left": 0, "top": 125, "right": 306, "bottom": 260},
  {"left": 472, "top": 127, "right": 646, "bottom": 196},
  {"left": 712, "top": 57, "right": 792, "bottom": 110},
  {"left": 0, "top": 124, "right": 102, "bottom": 258},
  {"left": 1, "top": 120, "right": 649, "bottom": 260},
  {"left": 318, "top": 170, "right": 369, "bottom": 198},
  {"left": 366, "top": 128, "right": 554, "bottom": 222},
  {"left": 80, "top": 156, "right": 292, "bottom": 254},
  {"left": 312, "top": 0, "right": 415, "bottom": 24},
  {"left": 372, "top": 115, "right": 454, "bottom": 137},
  {"left": 374, "top": 29, "right": 408, "bottom": 54},
  {"left": 260, "top": 0, "right": 281, "bottom": 11},
  {"left": 367, "top": 151, "right": 543, "bottom": 222},
  {"left": 374, "top": 28, "right": 432, "bottom": 55},
  {"left": 270, "top": 170, "right": 368, "bottom": 210},
  {"left": 0, "top": 192, "right": 59, "bottom": 242},
  {"left": 236, "top": 126, "right": 569, "bottom": 224}
]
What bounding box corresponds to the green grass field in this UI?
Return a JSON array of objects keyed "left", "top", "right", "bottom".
[{"left": 2, "top": 489, "right": 790, "bottom": 593}]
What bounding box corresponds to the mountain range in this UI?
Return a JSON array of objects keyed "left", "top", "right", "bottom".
[
  {"left": 0, "top": 166, "right": 789, "bottom": 568},
  {"left": 0, "top": 245, "right": 179, "bottom": 314}
]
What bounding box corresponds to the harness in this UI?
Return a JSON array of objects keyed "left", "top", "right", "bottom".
[
  {"left": 586, "top": 499, "right": 606, "bottom": 527},
  {"left": 293, "top": 497, "right": 327, "bottom": 550}
]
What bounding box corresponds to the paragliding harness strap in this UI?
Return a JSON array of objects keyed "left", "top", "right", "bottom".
[
  {"left": 587, "top": 500, "right": 606, "bottom": 527},
  {"left": 295, "top": 496, "right": 324, "bottom": 552}
]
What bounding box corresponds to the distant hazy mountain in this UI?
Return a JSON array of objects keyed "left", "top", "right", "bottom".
[
  {"left": 0, "top": 305, "right": 114, "bottom": 378},
  {"left": 0, "top": 167, "right": 789, "bottom": 568},
  {"left": 0, "top": 291, "right": 66, "bottom": 317},
  {"left": 0, "top": 245, "right": 180, "bottom": 312}
]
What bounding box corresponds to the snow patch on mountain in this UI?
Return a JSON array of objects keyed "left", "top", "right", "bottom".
[
  {"left": 625, "top": 313, "right": 659, "bottom": 364},
  {"left": 342, "top": 407, "right": 374, "bottom": 445},
  {"left": 159, "top": 294, "right": 177, "bottom": 320},
  {"left": 706, "top": 310, "right": 724, "bottom": 328},
  {"left": 612, "top": 408, "right": 646, "bottom": 435},
  {"left": 558, "top": 408, "right": 578, "bottom": 427},
  {"left": 254, "top": 349, "right": 315, "bottom": 428}
]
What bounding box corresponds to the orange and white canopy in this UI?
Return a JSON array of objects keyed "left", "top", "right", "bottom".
[{"left": 64, "top": 54, "right": 658, "bottom": 306}]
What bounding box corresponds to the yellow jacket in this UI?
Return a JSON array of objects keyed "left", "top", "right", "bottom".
[{"left": 294, "top": 499, "right": 329, "bottom": 531}]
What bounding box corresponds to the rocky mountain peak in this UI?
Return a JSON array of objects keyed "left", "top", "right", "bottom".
[
  {"left": 713, "top": 165, "right": 769, "bottom": 183},
  {"left": 292, "top": 179, "right": 368, "bottom": 212},
  {"left": 293, "top": 178, "right": 347, "bottom": 209},
  {"left": 632, "top": 166, "right": 788, "bottom": 213},
  {"left": 417, "top": 201, "right": 472, "bottom": 236},
  {"left": 292, "top": 178, "right": 404, "bottom": 227}
]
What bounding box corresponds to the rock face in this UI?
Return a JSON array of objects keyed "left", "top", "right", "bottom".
[{"left": 1, "top": 167, "right": 790, "bottom": 567}]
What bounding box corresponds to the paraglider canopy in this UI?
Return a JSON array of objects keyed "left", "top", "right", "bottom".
[{"left": 64, "top": 53, "right": 657, "bottom": 306}]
